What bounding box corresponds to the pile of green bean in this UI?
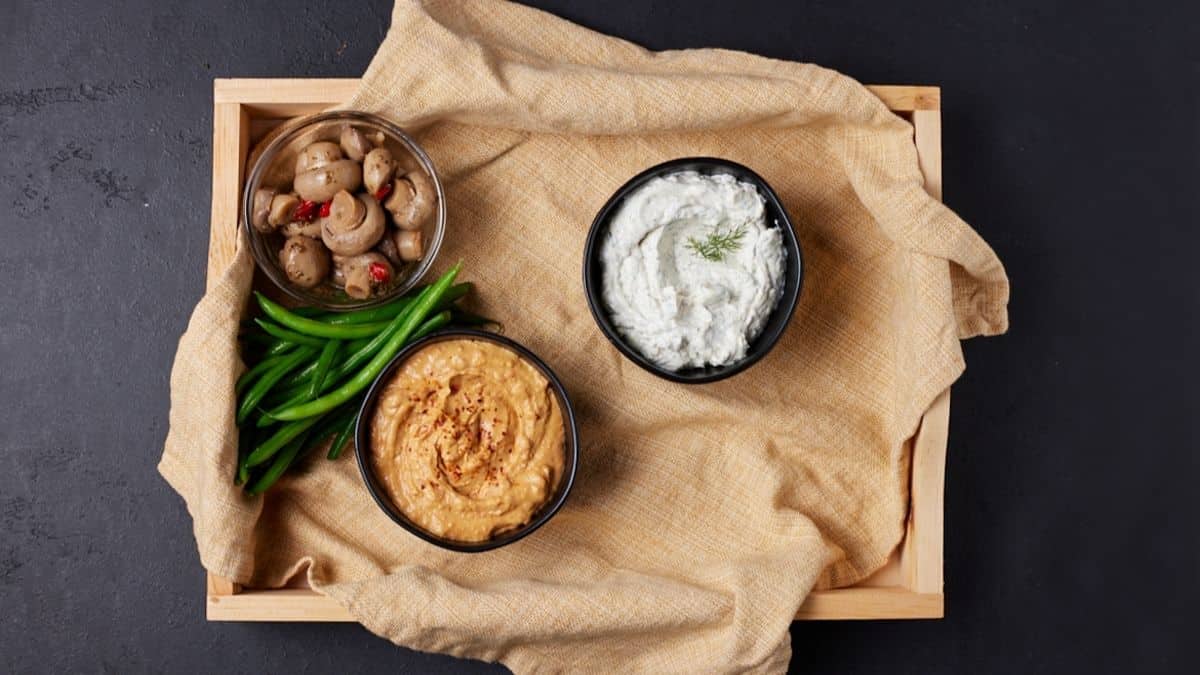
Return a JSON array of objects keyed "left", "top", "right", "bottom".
[{"left": 235, "top": 263, "right": 470, "bottom": 495}]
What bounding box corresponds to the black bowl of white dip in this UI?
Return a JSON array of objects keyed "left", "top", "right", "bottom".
[{"left": 583, "top": 157, "right": 803, "bottom": 384}]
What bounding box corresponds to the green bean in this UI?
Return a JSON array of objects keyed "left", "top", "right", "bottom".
[
  {"left": 243, "top": 414, "right": 324, "bottom": 468},
  {"left": 245, "top": 430, "right": 310, "bottom": 495},
  {"left": 236, "top": 353, "right": 288, "bottom": 394},
  {"left": 268, "top": 263, "right": 461, "bottom": 421},
  {"left": 236, "top": 346, "right": 317, "bottom": 425},
  {"left": 275, "top": 336, "right": 372, "bottom": 390},
  {"left": 255, "top": 293, "right": 394, "bottom": 339},
  {"left": 412, "top": 309, "right": 451, "bottom": 339},
  {"left": 254, "top": 319, "right": 327, "bottom": 347},
  {"left": 322, "top": 295, "right": 417, "bottom": 326},
  {"left": 309, "top": 340, "right": 340, "bottom": 399},
  {"left": 256, "top": 400, "right": 301, "bottom": 427},
  {"left": 265, "top": 340, "right": 297, "bottom": 357},
  {"left": 319, "top": 282, "right": 471, "bottom": 325},
  {"left": 327, "top": 412, "right": 358, "bottom": 460}
]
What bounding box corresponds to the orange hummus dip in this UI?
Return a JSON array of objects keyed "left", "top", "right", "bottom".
[{"left": 369, "top": 338, "right": 566, "bottom": 541}]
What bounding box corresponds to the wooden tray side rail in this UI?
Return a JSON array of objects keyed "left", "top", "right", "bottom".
[{"left": 205, "top": 79, "right": 947, "bottom": 622}]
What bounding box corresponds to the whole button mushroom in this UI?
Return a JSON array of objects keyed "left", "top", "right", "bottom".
[
  {"left": 294, "top": 159, "right": 362, "bottom": 203},
  {"left": 383, "top": 170, "right": 437, "bottom": 230},
  {"left": 362, "top": 147, "right": 397, "bottom": 196},
  {"left": 321, "top": 190, "right": 386, "bottom": 255},
  {"left": 279, "top": 236, "right": 331, "bottom": 288},
  {"left": 267, "top": 193, "right": 300, "bottom": 228},
  {"left": 294, "top": 141, "right": 343, "bottom": 175},
  {"left": 333, "top": 252, "right": 393, "bottom": 299},
  {"left": 339, "top": 127, "right": 373, "bottom": 162},
  {"left": 393, "top": 229, "right": 424, "bottom": 262},
  {"left": 251, "top": 188, "right": 277, "bottom": 232}
]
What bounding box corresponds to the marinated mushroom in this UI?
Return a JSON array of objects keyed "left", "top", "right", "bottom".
[
  {"left": 321, "top": 190, "right": 385, "bottom": 255},
  {"left": 294, "top": 141, "right": 343, "bottom": 174},
  {"left": 362, "top": 147, "right": 396, "bottom": 196},
  {"left": 251, "top": 187, "right": 276, "bottom": 232},
  {"left": 293, "top": 159, "right": 362, "bottom": 203},
  {"left": 329, "top": 189, "right": 365, "bottom": 228},
  {"left": 333, "top": 252, "right": 393, "bottom": 299},
  {"left": 278, "top": 236, "right": 330, "bottom": 288},
  {"left": 267, "top": 193, "right": 300, "bottom": 227},
  {"left": 339, "top": 127, "right": 373, "bottom": 162},
  {"left": 394, "top": 229, "right": 424, "bottom": 262},
  {"left": 383, "top": 170, "right": 437, "bottom": 230}
]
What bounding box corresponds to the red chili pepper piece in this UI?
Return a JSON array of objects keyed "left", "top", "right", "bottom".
[
  {"left": 318, "top": 200, "right": 332, "bottom": 218},
  {"left": 368, "top": 262, "right": 391, "bottom": 283},
  {"left": 293, "top": 199, "right": 319, "bottom": 222},
  {"left": 374, "top": 182, "right": 392, "bottom": 203}
]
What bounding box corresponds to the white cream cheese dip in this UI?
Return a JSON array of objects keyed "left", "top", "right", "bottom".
[{"left": 600, "top": 170, "right": 786, "bottom": 371}]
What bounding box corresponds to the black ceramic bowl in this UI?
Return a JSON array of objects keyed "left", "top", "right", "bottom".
[
  {"left": 582, "top": 157, "right": 804, "bottom": 384},
  {"left": 354, "top": 329, "right": 579, "bottom": 552}
]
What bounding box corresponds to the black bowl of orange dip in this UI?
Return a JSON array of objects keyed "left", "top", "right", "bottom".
[{"left": 355, "top": 329, "right": 578, "bottom": 552}]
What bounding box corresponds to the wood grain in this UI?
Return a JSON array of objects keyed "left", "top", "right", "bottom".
[
  {"left": 794, "top": 588, "right": 944, "bottom": 620},
  {"left": 204, "top": 78, "right": 948, "bottom": 622},
  {"left": 213, "top": 79, "right": 941, "bottom": 114},
  {"left": 901, "top": 389, "right": 949, "bottom": 598},
  {"left": 209, "top": 589, "right": 353, "bottom": 622},
  {"left": 207, "top": 102, "right": 247, "bottom": 289}
]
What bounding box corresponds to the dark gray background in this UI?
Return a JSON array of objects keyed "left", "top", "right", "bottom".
[{"left": 2, "top": 0, "right": 1195, "bottom": 673}]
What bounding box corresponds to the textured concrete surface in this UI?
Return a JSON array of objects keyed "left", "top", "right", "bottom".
[{"left": 1, "top": 1, "right": 1195, "bottom": 673}]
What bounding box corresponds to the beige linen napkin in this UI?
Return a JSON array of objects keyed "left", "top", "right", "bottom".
[{"left": 161, "top": 1, "right": 1009, "bottom": 672}]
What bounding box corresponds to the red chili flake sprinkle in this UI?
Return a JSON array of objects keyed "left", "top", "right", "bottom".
[
  {"left": 374, "top": 182, "right": 393, "bottom": 202},
  {"left": 293, "top": 199, "right": 319, "bottom": 222},
  {"left": 369, "top": 262, "right": 391, "bottom": 283},
  {"left": 318, "top": 200, "right": 332, "bottom": 218}
]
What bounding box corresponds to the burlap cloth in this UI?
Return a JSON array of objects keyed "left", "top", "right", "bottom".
[{"left": 161, "top": 1, "right": 1009, "bottom": 672}]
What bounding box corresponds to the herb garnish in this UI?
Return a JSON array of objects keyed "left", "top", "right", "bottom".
[{"left": 686, "top": 224, "right": 747, "bottom": 262}]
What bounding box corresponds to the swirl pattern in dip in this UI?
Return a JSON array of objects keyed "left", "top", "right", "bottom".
[{"left": 369, "top": 338, "right": 565, "bottom": 542}]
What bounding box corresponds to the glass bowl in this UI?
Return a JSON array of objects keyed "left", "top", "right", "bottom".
[{"left": 242, "top": 110, "right": 447, "bottom": 311}]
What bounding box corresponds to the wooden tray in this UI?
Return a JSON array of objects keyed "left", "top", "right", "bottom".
[{"left": 204, "top": 78, "right": 949, "bottom": 622}]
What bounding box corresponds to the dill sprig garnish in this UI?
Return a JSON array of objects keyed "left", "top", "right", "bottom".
[{"left": 686, "top": 224, "right": 747, "bottom": 262}]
